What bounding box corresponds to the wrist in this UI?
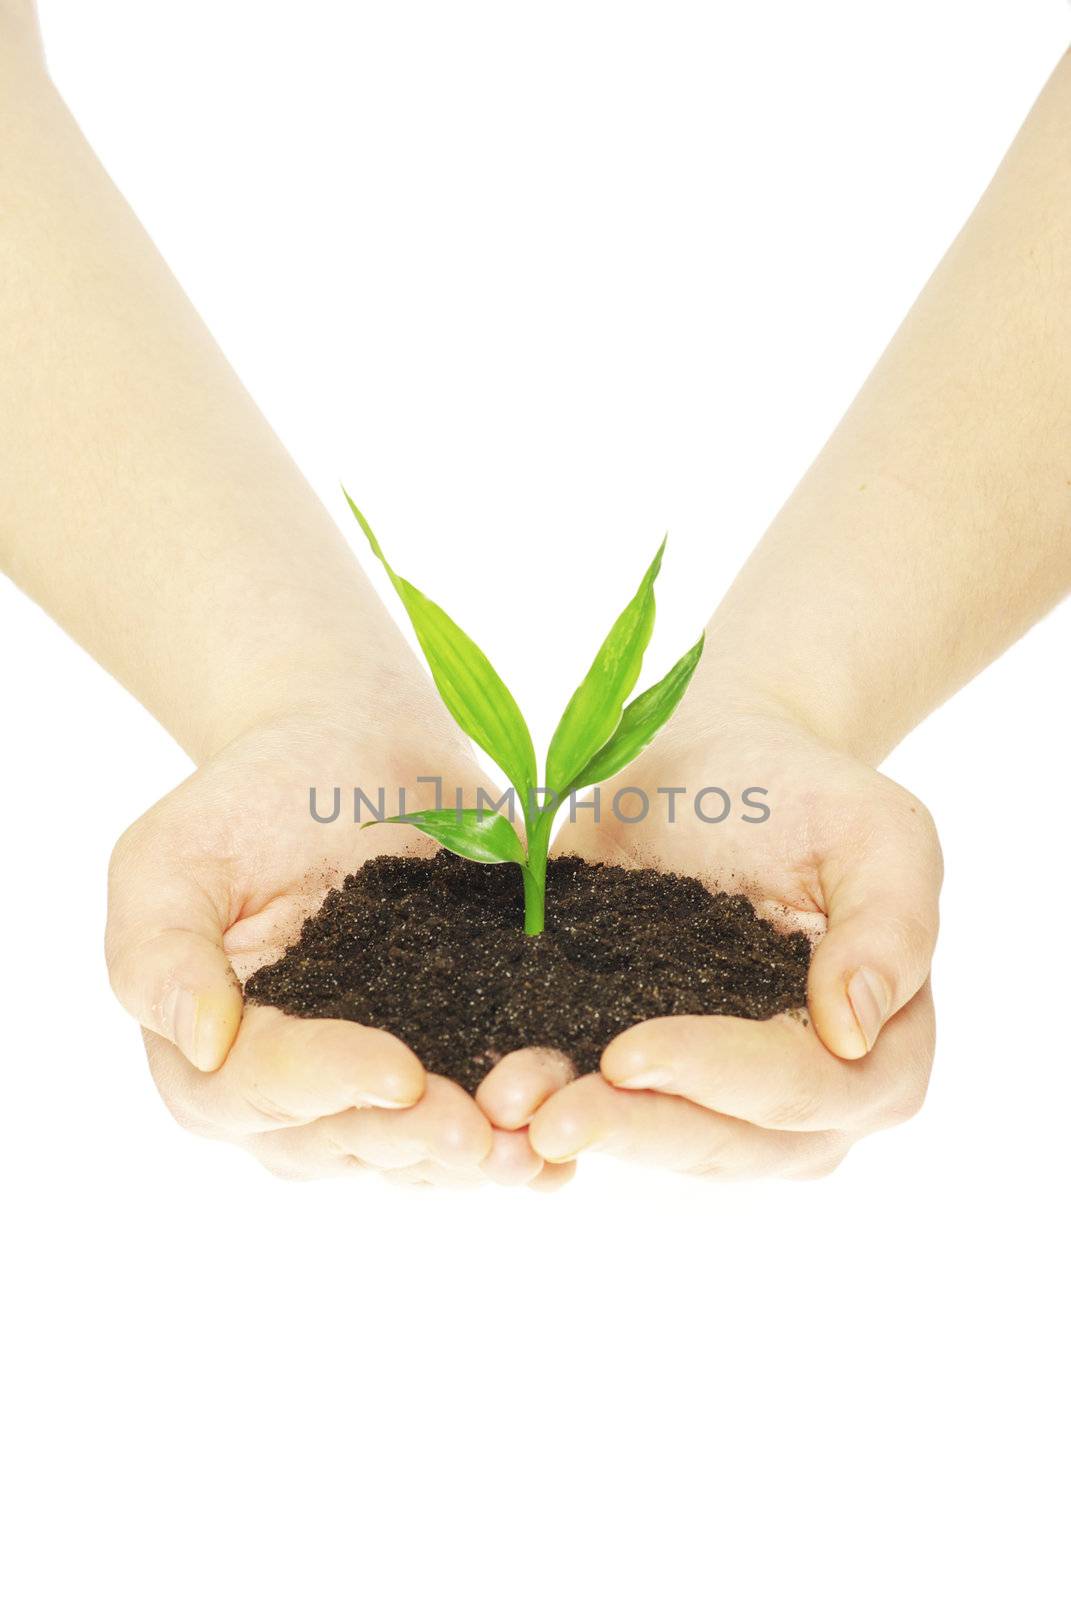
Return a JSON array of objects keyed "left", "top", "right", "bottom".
[
  {"left": 673, "top": 635, "right": 895, "bottom": 768},
  {"left": 0, "top": 4, "right": 45, "bottom": 78},
  {"left": 183, "top": 634, "right": 468, "bottom": 770}
]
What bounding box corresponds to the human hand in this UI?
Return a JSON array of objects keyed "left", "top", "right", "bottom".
[
  {"left": 488, "top": 710, "right": 941, "bottom": 1180},
  {"left": 106, "top": 713, "right": 567, "bottom": 1189}
]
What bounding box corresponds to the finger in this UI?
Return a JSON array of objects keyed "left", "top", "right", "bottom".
[
  {"left": 481, "top": 1128, "right": 545, "bottom": 1186},
  {"left": 327, "top": 1075, "right": 493, "bottom": 1171},
  {"left": 790, "top": 1142, "right": 853, "bottom": 1180},
  {"left": 144, "top": 1007, "right": 425, "bottom": 1137},
  {"left": 249, "top": 1130, "right": 484, "bottom": 1187},
  {"left": 382, "top": 1162, "right": 487, "bottom": 1188},
  {"left": 528, "top": 1074, "right": 844, "bottom": 1178},
  {"left": 244, "top": 1120, "right": 364, "bottom": 1181},
  {"left": 476, "top": 1048, "right": 575, "bottom": 1130},
  {"left": 600, "top": 997, "right": 934, "bottom": 1133},
  {"left": 526, "top": 1158, "right": 577, "bottom": 1193},
  {"left": 809, "top": 802, "right": 942, "bottom": 1059},
  {"left": 106, "top": 831, "right": 242, "bottom": 1072}
]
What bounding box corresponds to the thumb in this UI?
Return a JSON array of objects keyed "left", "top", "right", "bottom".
[
  {"left": 106, "top": 833, "right": 243, "bottom": 1073},
  {"left": 808, "top": 809, "right": 942, "bottom": 1061}
]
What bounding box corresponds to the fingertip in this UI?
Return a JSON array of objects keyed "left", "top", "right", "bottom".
[
  {"left": 527, "top": 1159, "right": 576, "bottom": 1193},
  {"left": 298, "top": 1019, "right": 427, "bottom": 1108},
  {"left": 112, "top": 930, "right": 241, "bottom": 1072},
  {"left": 184, "top": 983, "right": 244, "bottom": 1073},
  {"left": 528, "top": 1077, "right": 607, "bottom": 1163},
  {"left": 425, "top": 1078, "right": 495, "bottom": 1168},
  {"left": 823, "top": 1019, "right": 868, "bottom": 1061},
  {"left": 438, "top": 1113, "right": 494, "bottom": 1170},
  {"left": 600, "top": 1018, "right": 675, "bottom": 1088},
  {"left": 599, "top": 1034, "right": 646, "bottom": 1087},
  {"left": 481, "top": 1128, "right": 544, "bottom": 1187},
  {"left": 361, "top": 1033, "right": 427, "bottom": 1108},
  {"left": 476, "top": 1048, "right": 575, "bottom": 1130},
  {"left": 847, "top": 967, "right": 892, "bottom": 1053},
  {"left": 808, "top": 955, "right": 889, "bottom": 1061}
]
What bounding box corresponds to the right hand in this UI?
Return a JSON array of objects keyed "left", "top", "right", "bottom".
[{"left": 490, "top": 708, "right": 942, "bottom": 1181}]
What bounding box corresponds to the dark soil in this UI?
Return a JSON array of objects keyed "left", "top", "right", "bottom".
[{"left": 245, "top": 853, "right": 811, "bottom": 1095}]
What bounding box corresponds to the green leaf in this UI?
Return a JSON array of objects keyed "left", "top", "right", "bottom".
[
  {"left": 545, "top": 538, "right": 666, "bottom": 794},
  {"left": 344, "top": 493, "right": 538, "bottom": 800},
  {"left": 362, "top": 808, "right": 527, "bottom": 866},
  {"left": 572, "top": 633, "right": 705, "bottom": 788}
]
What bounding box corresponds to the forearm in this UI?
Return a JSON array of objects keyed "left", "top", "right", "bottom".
[
  {"left": 0, "top": 43, "right": 433, "bottom": 762},
  {"left": 0, "top": 0, "right": 40, "bottom": 59},
  {"left": 683, "top": 51, "right": 1071, "bottom": 765}
]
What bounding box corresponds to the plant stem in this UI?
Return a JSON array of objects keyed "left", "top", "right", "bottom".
[{"left": 522, "top": 809, "right": 555, "bottom": 935}]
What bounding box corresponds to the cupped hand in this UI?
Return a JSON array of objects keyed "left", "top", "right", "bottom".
[
  {"left": 492, "top": 710, "right": 942, "bottom": 1180},
  {"left": 106, "top": 714, "right": 565, "bottom": 1189}
]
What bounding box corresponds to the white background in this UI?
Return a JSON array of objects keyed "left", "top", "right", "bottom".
[{"left": 2, "top": 3, "right": 1069, "bottom": 1595}]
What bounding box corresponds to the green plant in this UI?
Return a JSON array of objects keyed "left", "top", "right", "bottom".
[{"left": 346, "top": 493, "right": 704, "bottom": 935}]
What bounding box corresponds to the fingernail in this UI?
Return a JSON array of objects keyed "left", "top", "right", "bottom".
[
  {"left": 174, "top": 988, "right": 236, "bottom": 1072},
  {"left": 611, "top": 1068, "right": 664, "bottom": 1090},
  {"left": 172, "top": 987, "right": 202, "bottom": 1066},
  {"left": 848, "top": 968, "right": 890, "bottom": 1053},
  {"left": 531, "top": 1134, "right": 588, "bottom": 1163}
]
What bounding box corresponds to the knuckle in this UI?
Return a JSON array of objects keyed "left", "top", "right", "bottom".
[
  {"left": 862, "top": 908, "right": 935, "bottom": 988},
  {"left": 913, "top": 799, "right": 943, "bottom": 866},
  {"left": 252, "top": 1149, "right": 314, "bottom": 1182},
  {"left": 142, "top": 1036, "right": 221, "bottom": 1138},
  {"left": 885, "top": 779, "right": 941, "bottom": 855},
  {"left": 877, "top": 1077, "right": 929, "bottom": 1128},
  {"left": 105, "top": 816, "right": 155, "bottom": 913},
  {"left": 106, "top": 819, "right": 142, "bottom": 884},
  {"left": 249, "top": 1128, "right": 363, "bottom": 1182},
  {"left": 763, "top": 1066, "right": 827, "bottom": 1129},
  {"left": 892, "top": 908, "right": 938, "bottom": 969},
  {"left": 783, "top": 1131, "right": 852, "bottom": 1179},
  {"left": 872, "top": 1054, "right": 932, "bottom": 1128},
  {"left": 105, "top": 934, "right": 152, "bottom": 1006},
  {"left": 104, "top": 943, "right": 132, "bottom": 1002},
  {"left": 157, "top": 1088, "right": 219, "bottom": 1141},
  {"left": 104, "top": 820, "right": 158, "bottom": 977},
  {"left": 241, "top": 1083, "right": 299, "bottom": 1128},
  {"left": 794, "top": 1146, "right": 851, "bottom": 1180},
  {"left": 896, "top": 795, "right": 945, "bottom": 900}
]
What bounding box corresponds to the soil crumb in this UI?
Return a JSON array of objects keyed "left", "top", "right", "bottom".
[{"left": 245, "top": 853, "right": 811, "bottom": 1094}]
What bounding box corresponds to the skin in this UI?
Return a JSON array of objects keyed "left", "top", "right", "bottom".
[
  {"left": 0, "top": 9, "right": 561, "bottom": 1188},
  {"left": 488, "top": 51, "right": 1071, "bottom": 1178},
  {"left": 2, "top": 10, "right": 1069, "bottom": 1184},
  {"left": 105, "top": 719, "right": 569, "bottom": 1188},
  {"left": 490, "top": 718, "right": 940, "bottom": 1179}
]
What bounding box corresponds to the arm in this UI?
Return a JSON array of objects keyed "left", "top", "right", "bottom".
[
  {"left": 0, "top": 12, "right": 561, "bottom": 1187},
  {"left": 0, "top": 12, "right": 442, "bottom": 764},
  {"left": 506, "top": 52, "right": 1071, "bottom": 1180},
  {"left": 687, "top": 50, "right": 1071, "bottom": 766}
]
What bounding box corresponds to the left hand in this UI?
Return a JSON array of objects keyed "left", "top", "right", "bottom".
[{"left": 480, "top": 708, "right": 941, "bottom": 1181}]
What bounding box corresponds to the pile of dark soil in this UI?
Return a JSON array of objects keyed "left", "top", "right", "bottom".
[{"left": 245, "top": 853, "right": 811, "bottom": 1095}]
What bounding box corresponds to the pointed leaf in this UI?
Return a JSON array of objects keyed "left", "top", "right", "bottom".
[
  {"left": 363, "top": 808, "right": 526, "bottom": 866},
  {"left": 572, "top": 633, "right": 705, "bottom": 788},
  {"left": 545, "top": 538, "right": 666, "bottom": 793},
  {"left": 345, "top": 493, "right": 537, "bottom": 799}
]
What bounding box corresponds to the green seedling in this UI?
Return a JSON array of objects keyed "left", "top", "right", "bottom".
[{"left": 346, "top": 492, "right": 704, "bottom": 935}]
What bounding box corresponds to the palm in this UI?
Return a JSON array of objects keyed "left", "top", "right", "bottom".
[
  {"left": 558, "top": 714, "right": 889, "bottom": 914},
  {"left": 107, "top": 719, "right": 558, "bottom": 1186},
  {"left": 510, "top": 712, "right": 943, "bottom": 1179}
]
